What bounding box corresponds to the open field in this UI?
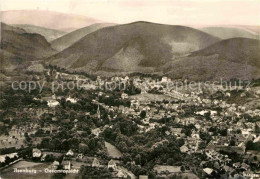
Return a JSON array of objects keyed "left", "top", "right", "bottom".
[
  {"left": 105, "top": 142, "right": 123, "bottom": 159},
  {"left": 10, "top": 161, "right": 42, "bottom": 168},
  {"left": 129, "top": 93, "right": 173, "bottom": 102},
  {"left": 154, "top": 165, "right": 181, "bottom": 173}
]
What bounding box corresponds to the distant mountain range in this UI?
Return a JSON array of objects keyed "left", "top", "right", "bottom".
[
  {"left": 13, "top": 24, "right": 67, "bottom": 42},
  {"left": 1, "top": 10, "right": 102, "bottom": 31},
  {"left": 164, "top": 38, "right": 260, "bottom": 80},
  {"left": 201, "top": 26, "right": 259, "bottom": 40},
  {"left": 0, "top": 23, "right": 56, "bottom": 73},
  {"left": 47, "top": 21, "right": 220, "bottom": 74},
  {"left": 1, "top": 17, "right": 260, "bottom": 81},
  {"left": 51, "top": 23, "right": 116, "bottom": 51}
]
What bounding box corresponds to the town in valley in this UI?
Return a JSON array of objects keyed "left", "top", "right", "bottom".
[{"left": 0, "top": 67, "right": 260, "bottom": 178}]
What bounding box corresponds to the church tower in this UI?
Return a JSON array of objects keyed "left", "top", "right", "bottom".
[{"left": 97, "top": 105, "right": 101, "bottom": 120}]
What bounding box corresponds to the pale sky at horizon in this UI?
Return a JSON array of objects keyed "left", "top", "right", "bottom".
[{"left": 1, "top": 0, "right": 260, "bottom": 26}]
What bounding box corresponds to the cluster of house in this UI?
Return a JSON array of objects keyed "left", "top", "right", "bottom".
[
  {"left": 90, "top": 78, "right": 259, "bottom": 150},
  {"left": 89, "top": 78, "right": 260, "bottom": 177},
  {"left": 32, "top": 148, "right": 134, "bottom": 178},
  {"left": 3, "top": 71, "right": 259, "bottom": 177}
]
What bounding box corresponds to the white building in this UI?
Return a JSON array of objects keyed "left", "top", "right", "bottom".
[
  {"left": 66, "top": 96, "right": 78, "bottom": 104},
  {"left": 121, "top": 93, "right": 129, "bottom": 99},
  {"left": 161, "top": 77, "right": 168, "bottom": 83},
  {"left": 180, "top": 145, "right": 189, "bottom": 153},
  {"left": 66, "top": 149, "right": 74, "bottom": 156},
  {"left": 108, "top": 159, "right": 117, "bottom": 170},
  {"left": 32, "top": 148, "right": 42, "bottom": 158},
  {"left": 92, "top": 158, "right": 100, "bottom": 167},
  {"left": 47, "top": 100, "right": 59, "bottom": 107}
]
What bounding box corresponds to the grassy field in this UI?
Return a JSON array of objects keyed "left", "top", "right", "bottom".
[
  {"left": 154, "top": 165, "right": 181, "bottom": 173},
  {"left": 129, "top": 93, "right": 172, "bottom": 102},
  {"left": 9, "top": 161, "right": 42, "bottom": 168},
  {"left": 105, "top": 142, "right": 123, "bottom": 159}
]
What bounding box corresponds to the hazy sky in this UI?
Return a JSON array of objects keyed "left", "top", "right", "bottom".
[{"left": 1, "top": 0, "right": 260, "bottom": 25}]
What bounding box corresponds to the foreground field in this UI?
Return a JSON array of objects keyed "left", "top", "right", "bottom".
[{"left": 0, "top": 161, "right": 52, "bottom": 179}]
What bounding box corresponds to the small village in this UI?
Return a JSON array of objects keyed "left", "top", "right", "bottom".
[{"left": 0, "top": 68, "right": 260, "bottom": 178}]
